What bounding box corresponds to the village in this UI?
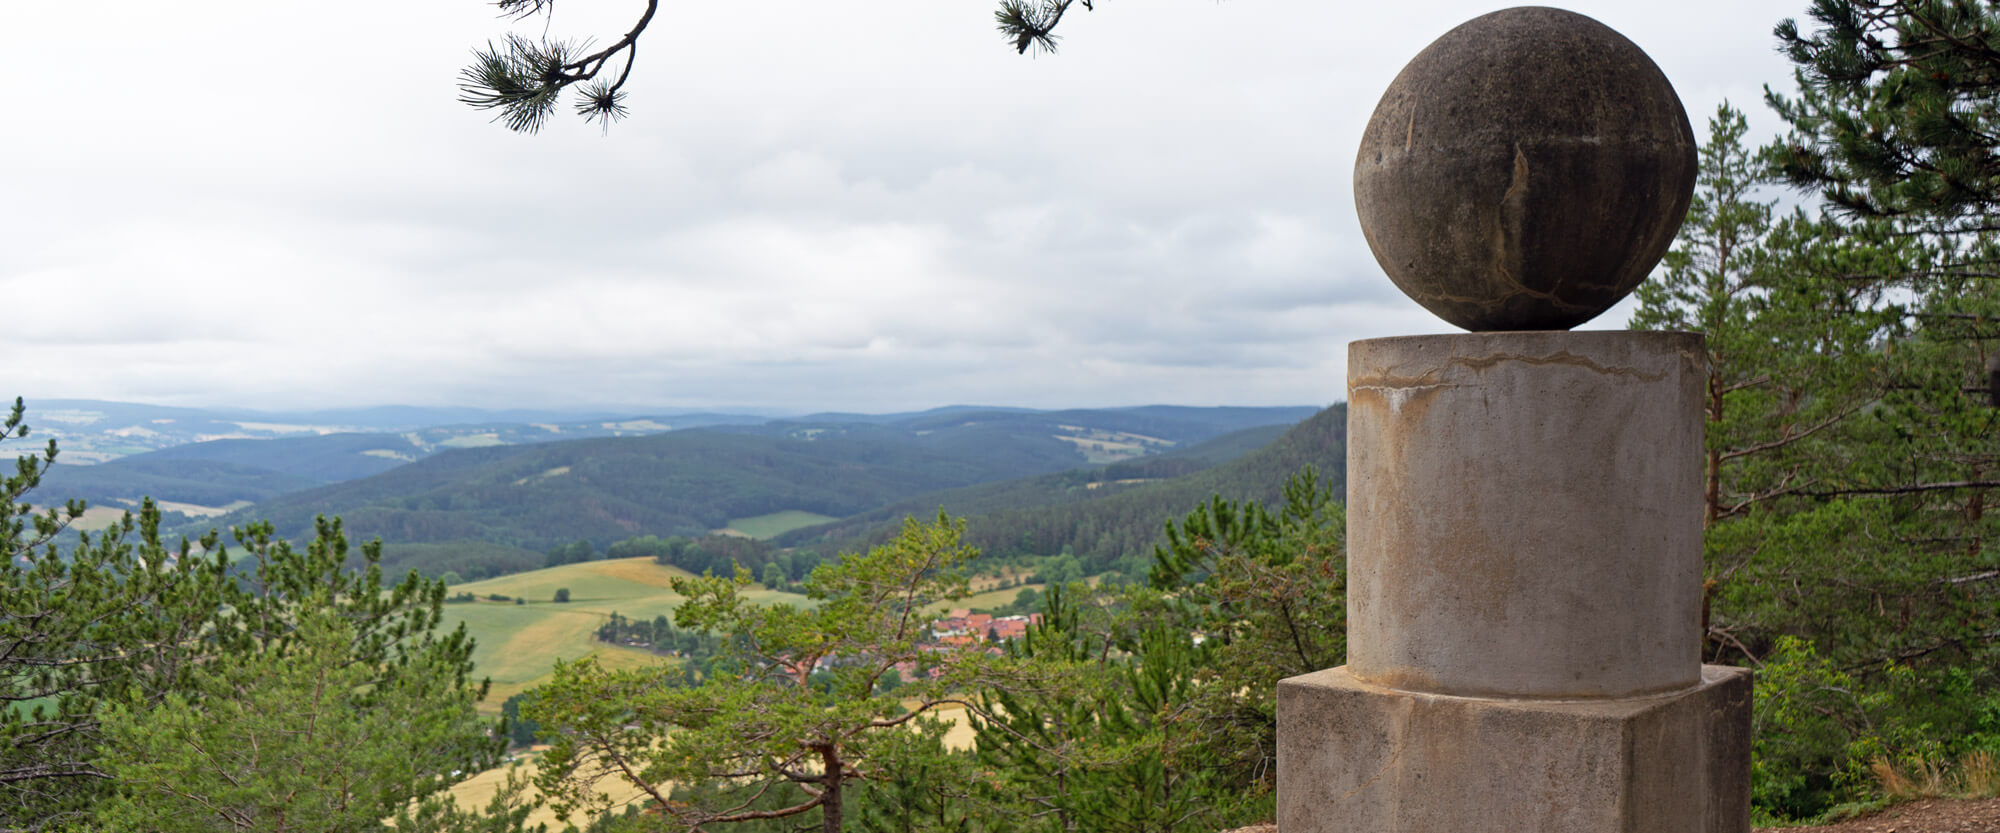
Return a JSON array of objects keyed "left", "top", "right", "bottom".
[{"left": 592, "top": 605, "right": 1041, "bottom": 686}]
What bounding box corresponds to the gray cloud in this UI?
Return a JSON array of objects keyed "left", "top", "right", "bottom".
[{"left": 1, "top": 0, "right": 1808, "bottom": 412}]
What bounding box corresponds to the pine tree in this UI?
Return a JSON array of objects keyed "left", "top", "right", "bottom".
[
  {"left": 527, "top": 513, "right": 1019, "bottom": 833},
  {"left": 1638, "top": 84, "right": 2000, "bottom": 818},
  {"left": 94, "top": 613, "right": 494, "bottom": 833},
  {"left": 1, "top": 398, "right": 502, "bottom": 832},
  {"left": 1772, "top": 0, "right": 2000, "bottom": 229}
]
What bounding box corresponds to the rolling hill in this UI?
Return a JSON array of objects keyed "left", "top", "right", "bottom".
[
  {"left": 30, "top": 410, "right": 774, "bottom": 510},
  {"left": 161, "top": 406, "right": 1318, "bottom": 556},
  {"left": 777, "top": 404, "right": 1349, "bottom": 576}
]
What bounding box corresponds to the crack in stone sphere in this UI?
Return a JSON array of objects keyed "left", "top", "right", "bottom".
[{"left": 1353, "top": 6, "right": 1698, "bottom": 332}]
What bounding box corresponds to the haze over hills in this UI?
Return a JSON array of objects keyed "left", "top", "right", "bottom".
[
  {"left": 32, "top": 403, "right": 1312, "bottom": 565},
  {"left": 778, "top": 404, "right": 1349, "bottom": 579},
  {"left": 22, "top": 399, "right": 710, "bottom": 461},
  {"left": 25, "top": 399, "right": 775, "bottom": 475},
  {"left": 13, "top": 398, "right": 1336, "bottom": 583}
]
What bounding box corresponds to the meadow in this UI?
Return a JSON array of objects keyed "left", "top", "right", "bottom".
[
  {"left": 444, "top": 557, "right": 811, "bottom": 710},
  {"left": 721, "top": 509, "right": 839, "bottom": 539}
]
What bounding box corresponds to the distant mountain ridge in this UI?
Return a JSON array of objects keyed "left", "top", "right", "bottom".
[
  {"left": 119, "top": 405, "right": 1321, "bottom": 556},
  {"left": 776, "top": 404, "right": 1347, "bottom": 578},
  {"left": 23, "top": 398, "right": 773, "bottom": 464}
]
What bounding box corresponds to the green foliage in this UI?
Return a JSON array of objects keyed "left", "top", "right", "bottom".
[
  {"left": 724, "top": 510, "right": 840, "bottom": 540},
  {"left": 594, "top": 610, "right": 723, "bottom": 662},
  {"left": 1140, "top": 467, "right": 1346, "bottom": 792},
  {"left": 553, "top": 587, "right": 571, "bottom": 603},
  {"left": 2, "top": 410, "right": 231, "bottom": 827},
  {"left": 1, "top": 398, "right": 505, "bottom": 832},
  {"left": 1772, "top": 0, "right": 2000, "bottom": 227},
  {"left": 500, "top": 692, "right": 542, "bottom": 748},
  {"left": 852, "top": 747, "right": 978, "bottom": 833},
  {"left": 970, "top": 468, "right": 1345, "bottom": 832},
  {"left": 1639, "top": 88, "right": 2000, "bottom": 819},
  {"left": 1750, "top": 636, "right": 1894, "bottom": 821},
  {"left": 604, "top": 533, "right": 687, "bottom": 560},
  {"left": 971, "top": 587, "right": 1257, "bottom": 833},
  {"left": 994, "top": 0, "right": 1095, "bottom": 55},
  {"left": 204, "top": 420, "right": 1135, "bottom": 561},
  {"left": 1002, "top": 586, "right": 1041, "bottom": 616},
  {"left": 789, "top": 406, "right": 1345, "bottom": 577},
  {"left": 94, "top": 614, "right": 494, "bottom": 833},
  {"left": 545, "top": 539, "right": 595, "bottom": 568},
  {"left": 527, "top": 513, "right": 1005, "bottom": 832},
  {"left": 1745, "top": 635, "right": 2000, "bottom": 823},
  {"left": 34, "top": 456, "right": 317, "bottom": 508},
  {"left": 466, "top": 0, "right": 1128, "bottom": 131},
  {"left": 393, "top": 769, "right": 545, "bottom": 833},
  {"left": 380, "top": 540, "right": 543, "bottom": 582}
]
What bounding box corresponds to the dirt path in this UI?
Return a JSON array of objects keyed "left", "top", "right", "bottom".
[
  {"left": 1226, "top": 798, "right": 2000, "bottom": 833},
  {"left": 1759, "top": 797, "right": 2000, "bottom": 832}
]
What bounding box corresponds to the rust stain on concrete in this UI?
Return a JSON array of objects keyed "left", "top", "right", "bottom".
[{"left": 1443, "top": 350, "right": 1670, "bottom": 381}]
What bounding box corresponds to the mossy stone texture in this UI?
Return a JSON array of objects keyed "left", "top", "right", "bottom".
[{"left": 1353, "top": 6, "right": 1697, "bottom": 331}]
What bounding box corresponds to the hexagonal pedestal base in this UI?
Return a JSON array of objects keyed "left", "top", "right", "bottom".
[{"left": 1277, "top": 665, "right": 1751, "bottom": 833}]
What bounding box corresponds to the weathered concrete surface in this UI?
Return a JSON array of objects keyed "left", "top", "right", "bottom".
[
  {"left": 1346, "top": 331, "right": 1704, "bottom": 699},
  {"left": 1277, "top": 665, "right": 1752, "bottom": 833},
  {"left": 1353, "top": 7, "right": 1697, "bottom": 332}
]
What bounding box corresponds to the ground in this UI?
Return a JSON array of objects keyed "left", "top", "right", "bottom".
[
  {"left": 1762, "top": 797, "right": 2000, "bottom": 832},
  {"left": 1223, "top": 798, "right": 2000, "bottom": 833}
]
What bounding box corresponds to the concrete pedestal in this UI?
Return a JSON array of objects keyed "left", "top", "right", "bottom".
[
  {"left": 1345, "top": 331, "right": 1706, "bottom": 699},
  {"left": 1276, "top": 665, "right": 1751, "bottom": 833},
  {"left": 1275, "top": 331, "right": 1750, "bottom": 831}
]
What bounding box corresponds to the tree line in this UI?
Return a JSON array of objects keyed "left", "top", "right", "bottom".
[{"left": 0, "top": 399, "right": 507, "bottom": 832}]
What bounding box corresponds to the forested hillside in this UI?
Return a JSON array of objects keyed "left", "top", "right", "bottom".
[
  {"left": 32, "top": 412, "right": 773, "bottom": 509},
  {"left": 780, "top": 405, "right": 1346, "bottom": 578},
  {"left": 171, "top": 406, "right": 1319, "bottom": 564},
  {"left": 34, "top": 457, "right": 320, "bottom": 509}
]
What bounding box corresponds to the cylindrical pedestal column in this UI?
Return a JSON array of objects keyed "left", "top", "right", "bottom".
[{"left": 1345, "top": 330, "right": 1704, "bottom": 699}]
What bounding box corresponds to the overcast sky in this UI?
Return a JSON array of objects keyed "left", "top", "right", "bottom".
[{"left": 2, "top": 1, "right": 1811, "bottom": 414}]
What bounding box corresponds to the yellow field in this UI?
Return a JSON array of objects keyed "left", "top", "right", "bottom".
[
  {"left": 438, "top": 551, "right": 997, "bottom": 826},
  {"left": 446, "top": 557, "right": 810, "bottom": 713},
  {"left": 447, "top": 706, "right": 981, "bottom": 827},
  {"left": 925, "top": 583, "right": 1043, "bottom": 615},
  {"left": 440, "top": 555, "right": 996, "bottom": 825},
  {"left": 77, "top": 505, "right": 132, "bottom": 531},
  {"left": 153, "top": 499, "right": 251, "bottom": 517},
  {"left": 23, "top": 504, "right": 132, "bottom": 532},
  {"left": 446, "top": 750, "right": 653, "bottom": 829}
]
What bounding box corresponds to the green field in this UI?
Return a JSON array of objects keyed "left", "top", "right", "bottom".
[
  {"left": 722, "top": 510, "right": 839, "bottom": 539},
  {"left": 445, "top": 557, "right": 811, "bottom": 710},
  {"left": 925, "top": 583, "right": 1044, "bottom": 615}
]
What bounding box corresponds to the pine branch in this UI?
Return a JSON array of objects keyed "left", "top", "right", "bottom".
[
  {"left": 460, "top": 0, "right": 656, "bottom": 133},
  {"left": 1801, "top": 479, "right": 2000, "bottom": 497},
  {"left": 994, "top": 0, "right": 1094, "bottom": 55}
]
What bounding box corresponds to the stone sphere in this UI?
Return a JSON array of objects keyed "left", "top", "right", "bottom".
[{"left": 1354, "top": 7, "right": 1697, "bottom": 331}]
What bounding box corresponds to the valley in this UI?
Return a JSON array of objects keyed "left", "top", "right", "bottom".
[{"left": 19, "top": 398, "right": 1332, "bottom": 761}]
